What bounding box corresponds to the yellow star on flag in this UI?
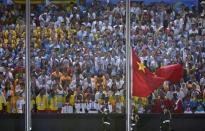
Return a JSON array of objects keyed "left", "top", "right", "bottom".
[{"left": 137, "top": 62, "right": 146, "bottom": 73}]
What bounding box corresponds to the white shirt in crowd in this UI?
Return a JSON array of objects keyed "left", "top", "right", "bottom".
[
  {"left": 16, "top": 98, "right": 25, "bottom": 113},
  {"left": 115, "top": 79, "right": 124, "bottom": 90},
  {"left": 115, "top": 102, "right": 124, "bottom": 113},
  {"left": 87, "top": 101, "right": 100, "bottom": 113},
  {"left": 184, "top": 108, "right": 193, "bottom": 114},
  {"left": 100, "top": 103, "right": 112, "bottom": 113},
  {"left": 61, "top": 103, "right": 73, "bottom": 114},
  {"left": 75, "top": 102, "right": 86, "bottom": 114},
  {"left": 195, "top": 110, "right": 205, "bottom": 114}
]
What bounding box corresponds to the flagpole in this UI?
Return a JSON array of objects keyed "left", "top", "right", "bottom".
[
  {"left": 125, "top": 0, "right": 131, "bottom": 131},
  {"left": 25, "top": 0, "right": 31, "bottom": 131}
]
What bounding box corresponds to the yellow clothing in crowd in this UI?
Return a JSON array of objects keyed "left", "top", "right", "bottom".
[
  {"left": 66, "top": 0, "right": 76, "bottom": 12},
  {"left": 31, "top": 99, "right": 35, "bottom": 110},
  {"left": 109, "top": 95, "right": 125, "bottom": 111},
  {"left": 109, "top": 95, "right": 116, "bottom": 107},
  {"left": 49, "top": 96, "right": 58, "bottom": 111},
  {"left": 132, "top": 96, "right": 148, "bottom": 107},
  {"left": 6, "top": 102, "right": 11, "bottom": 113},
  {"left": 44, "top": 28, "right": 52, "bottom": 38},
  {"left": 3, "top": 30, "right": 9, "bottom": 38},
  {"left": 57, "top": 94, "right": 64, "bottom": 104},
  {"left": 69, "top": 95, "right": 75, "bottom": 106},
  {"left": 60, "top": 75, "right": 71, "bottom": 84},
  {"left": 52, "top": 71, "right": 63, "bottom": 79},
  {"left": 6, "top": 96, "right": 17, "bottom": 113},
  {"left": 95, "top": 75, "right": 106, "bottom": 90},
  {"left": 36, "top": 95, "right": 48, "bottom": 111},
  {"left": 0, "top": 95, "right": 4, "bottom": 111}
]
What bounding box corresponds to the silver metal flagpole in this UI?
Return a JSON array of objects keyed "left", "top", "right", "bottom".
[
  {"left": 25, "top": 0, "right": 31, "bottom": 131},
  {"left": 125, "top": 0, "right": 131, "bottom": 131}
]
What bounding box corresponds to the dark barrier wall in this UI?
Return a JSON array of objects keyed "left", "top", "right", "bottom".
[{"left": 0, "top": 114, "right": 205, "bottom": 131}]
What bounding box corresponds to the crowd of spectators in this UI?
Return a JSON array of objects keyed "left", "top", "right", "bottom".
[
  {"left": 0, "top": 0, "right": 205, "bottom": 114},
  {"left": 131, "top": 1, "right": 205, "bottom": 114}
]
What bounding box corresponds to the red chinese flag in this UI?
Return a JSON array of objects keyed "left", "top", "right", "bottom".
[
  {"left": 132, "top": 50, "right": 165, "bottom": 97},
  {"left": 156, "top": 64, "right": 184, "bottom": 83}
]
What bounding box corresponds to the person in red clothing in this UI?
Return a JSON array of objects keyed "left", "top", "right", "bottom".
[
  {"left": 163, "top": 96, "right": 172, "bottom": 111},
  {"left": 171, "top": 93, "right": 183, "bottom": 113},
  {"left": 152, "top": 96, "right": 163, "bottom": 113}
]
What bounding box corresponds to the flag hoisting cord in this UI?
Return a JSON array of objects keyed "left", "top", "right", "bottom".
[
  {"left": 125, "top": 0, "right": 131, "bottom": 131},
  {"left": 25, "top": 0, "right": 31, "bottom": 131}
]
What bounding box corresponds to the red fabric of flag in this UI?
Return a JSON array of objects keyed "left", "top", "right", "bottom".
[
  {"left": 132, "top": 50, "right": 165, "bottom": 97},
  {"left": 156, "top": 64, "right": 184, "bottom": 83}
]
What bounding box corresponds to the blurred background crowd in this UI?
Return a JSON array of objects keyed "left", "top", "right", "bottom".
[{"left": 0, "top": 0, "right": 205, "bottom": 114}]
